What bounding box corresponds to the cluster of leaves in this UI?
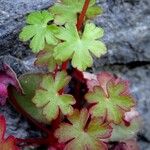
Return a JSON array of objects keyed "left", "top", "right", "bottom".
[
  {"left": 0, "top": 0, "right": 141, "bottom": 150},
  {"left": 19, "top": 0, "right": 106, "bottom": 71}
]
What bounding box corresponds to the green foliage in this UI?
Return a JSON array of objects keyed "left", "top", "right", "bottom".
[
  {"left": 14, "top": 0, "right": 140, "bottom": 149},
  {"left": 35, "top": 45, "right": 60, "bottom": 72},
  {"left": 109, "top": 117, "right": 141, "bottom": 141},
  {"left": 49, "top": 0, "right": 102, "bottom": 25},
  {"left": 32, "top": 71, "right": 75, "bottom": 121},
  {"left": 19, "top": 10, "right": 59, "bottom": 53},
  {"left": 55, "top": 109, "right": 112, "bottom": 150},
  {"left": 12, "top": 73, "right": 49, "bottom": 124},
  {"left": 54, "top": 22, "right": 107, "bottom": 71},
  {"left": 85, "top": 80, "right": 135, "bottom": 124}
]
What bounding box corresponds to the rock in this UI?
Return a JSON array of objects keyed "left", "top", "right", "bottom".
[
  {"left": 94, "top": 0, "right": 150, "bottom": 65},
  {"left": 0, "top": 0, "right": 55, "bottom": 58},
  {"left": 139, "top": 141, "right": 150, "bottom": 150},
  {"left": 0, "top": 103, "right": 41, "bottom": 139}
]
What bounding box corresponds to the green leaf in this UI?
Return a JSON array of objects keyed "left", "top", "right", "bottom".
[
  {"left": 55, "top": 109, "right": 112, "bottom": 150},
  {"left": 53, "top": 23, "right": 107, "bottom": 71},
  {"left": 109, "top": 117, "right": 141, "bottom": 141},
  {"left": 49, "top": 0, "right": 102, "bottom": 25},
  {"left": 32, "top": 71, "right": 75, "bottom": 121},
  {"left": 85, "top": 80, "right": 135, "bottom": 124},
  {"left": 11, "top": 73, "right": 49, "bottom": 124},
  {"left": 19, "top": 10, "right": 59, "bottom": 53},
  {"left": 35, "top": 45, "right": 61, "bottom": 72}
]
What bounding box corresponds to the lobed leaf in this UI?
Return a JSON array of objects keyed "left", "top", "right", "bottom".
[
  {"left": 19, "top": 10, "right": 59, "bottom": 53},
  {"left": 49, "top": 0, "right": 102, "bottom": 25},
  {"left": 32, "top": 71, "right": 75, "bottom": 121},
  {"left": 54, "top": 23, "right": 107, "bottom": 71},
  {"left": 55, "top": 109, "right": 112, "bottom": 150},
  {"left": 85, "top": 73, "right": 135, "bottom": 124},
  {"left": 109, "top": 116, "right": 141, "bottom": 141},
  {"left": 83, "top": 71, "right": 113, "bottom": 92}
]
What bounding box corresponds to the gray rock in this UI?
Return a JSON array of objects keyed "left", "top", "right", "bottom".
[
  {"left": 95, "top": 0, "right": 150, "bottom": 65},
  {"left": 0, "top": 0, "right": 55, "bottom": 58},
  {"left": 139, "top": 141, "right": 150, "bottom": 150},
  {"left": 0, "top": 103, "right": 41, "bottom": 139}
]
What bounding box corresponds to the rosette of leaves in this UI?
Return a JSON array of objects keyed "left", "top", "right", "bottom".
[
  {"left": 54, "top": 22, "right": 107, "bottom": 71},
  {"left": 0, "top": 115, "right": 19, "bottom": 150},
  {"left": 55, "top": 109, "right": 112, "bottom": 150},
  {"left": 85, "top": 73, "right": 135, "bottom": 124},
  {"left": 32, "top": 71, "right": 75, "bottom": 121},
  {"left": 49, "top": 0, "right": 102, "bottom": 25},
  {"left": 19, "top": 10, "right": 59, "bottom": 53}
]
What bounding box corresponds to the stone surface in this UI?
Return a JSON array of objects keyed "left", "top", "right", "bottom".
[
  {"left": 95, "top": 0, "right": 150, "bottom": 65},
  {"left": 0, "top": 0, "right": 55, "bottom": 58},
  {"left": 0, "top": 0, "right": 150, "bottom": 149}
]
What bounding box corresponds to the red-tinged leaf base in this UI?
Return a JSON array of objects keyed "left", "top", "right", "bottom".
[
  {"left": 55, "top": 109, "right": 112, "bottom": 150},
  {"left": 0, "top": 115, "right": 19, "bottom": 150},
  {"left": 85, "top": 71, "right": 135, "bottom": 124},
  {"left": 10, "top": 73, "right": 50, "bottom": 124}
]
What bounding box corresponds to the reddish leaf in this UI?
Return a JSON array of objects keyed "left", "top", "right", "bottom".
[
  {"left": 0, "top": 115, "right": 20, "bottom": 150},
  {"left": 55, "top": 109, "right": 112, "bottom": 150},
  {"left": 125, "top": 108, "right": 139, "bottom": 122},
  {"left": 85, "top": 72, "right": 135, "bottom": 124},
  {"left": 48, "top": 143, "right": 65, "bottom": 150},
  {"left": 0, "top": 64, "right": 22, "bottom": 105},
  {"left": 124, "top": 139, "right": 139, "bottom": 150},
  {"left": 0, "top": 83, "right": 8, "bottom": 105},
  {"left": 83, "top": 71, "right": 113, "bottom": 94}
]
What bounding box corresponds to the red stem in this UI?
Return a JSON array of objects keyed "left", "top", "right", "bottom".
[
  {"left": 60, "top": 0, "right": 90, "bottom": 72},
  {"left": 76, "top": 0, "right": 90, "bottom": 31},
  {"left": 62, "top": 60, "right": 69, "bottom": 70},
  {"left": 53, "top": 64, "right": 59, "bottom": 77},
  {"left": 73, "top": 0, "right": 91, "bottom": 81}
]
